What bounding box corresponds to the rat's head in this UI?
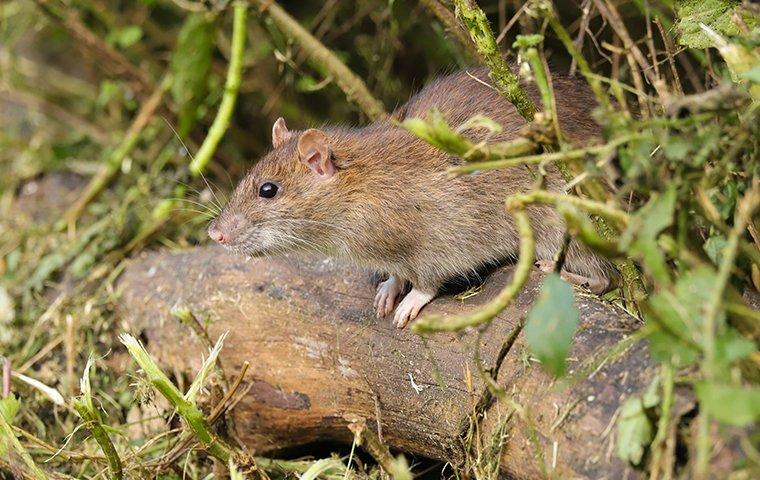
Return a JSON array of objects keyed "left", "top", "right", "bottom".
[{"left": 208, "top": 118, "right": 347, "bottom": 257}]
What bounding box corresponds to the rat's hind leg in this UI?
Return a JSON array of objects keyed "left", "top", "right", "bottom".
[
  {"left": 535, "top": 260, "right": 610, "bottom": 294},
  {"left": 374, "top": 276, "right": 406, "bottom": 319},
  {"left": 393, "top": 288, "right": 435, "bottom": 329}
]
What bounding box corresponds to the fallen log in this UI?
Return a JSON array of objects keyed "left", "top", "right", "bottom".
[{"left": 116, "top": 246, "right": 661, "bottom": 478}]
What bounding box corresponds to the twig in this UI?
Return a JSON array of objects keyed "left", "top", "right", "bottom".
[
  {"left": 453, "top": 0, "right": 537, "bottom": 121},
  {"left": 32, "top": 0, "right": 152, "bottom": 96},
  {"left": 346, "top": 416, "right": 412, "bottom": 480},
  {"left": 63, "top": 74, "right": 172, "bottom": 230},
  {"left": 412, "top": 207, "right": 535, "bottom": 333},
  {"left": 119, "top": 334, "right": 252, "bottom": 469},
  {"left": 448, "top": 136, "right": 637, "bottom": 175},
  {"left": 73, "top": 358, "right": 123, "bottom": 480},
  {"left": 419, "top": 0, "right": 480, "bottom": 60},
  {"left": 189, "top": 2, "right": 247, "bottom": 175},
  {"left": 252, "top": 0, "right": 387, "bottom": 120},
  {"left": 540, "top": 3, "right": 612, "bottom": 113},
  {"left": 592, "top": 0, "right": 669, "bottom": 99}
]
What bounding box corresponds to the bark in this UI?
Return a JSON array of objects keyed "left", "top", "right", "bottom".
[{"left": 116, "top": 246, "right": 659, "bottom": 478}]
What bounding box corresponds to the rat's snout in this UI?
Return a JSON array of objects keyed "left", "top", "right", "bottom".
[{"left": 208, "top": 213, "right": 246, "bottom": 246}]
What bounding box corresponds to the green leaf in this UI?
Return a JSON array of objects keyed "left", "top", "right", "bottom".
[
  {"left": 616, "top": 396, "right": 655, "bottom": 465},
  {"left": 0, "top": 395, "right": 20, "bottom": 423},
  {"left": 621, "top": 185, "right": 677, "bottom": 284},
  {"left": 696, "top": 383, "right": 760, "bottom": 426},
  {"left": 703, "top": 235, "right": 727, "bottom": 266},
  {"left": 0, "top": 394, "right": 20, "bottom": 457},
  {"left": 107, "top": 26, "right": 143, "bottom": 49},
  {"left": 513, "top": 34, "right": 543, "bottom": 49},
  {"left": 171, "top": 13, "right": 217, "bottom": 138},
  {"left": 525, "top": 273, "right": 579, "bottom": 377},
  {"left": 715, "top": 329, "right": 756, "bottom": 366},
  {"left": 740, "top": 65, "right": 760, "bottom": 83},
  {"left": 646, "top": 266, "right": 720, "bottom": 366},
  {"left": 675, "top": 0, "right": 754, "bottom": 49}
]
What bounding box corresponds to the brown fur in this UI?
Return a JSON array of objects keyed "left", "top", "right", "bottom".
[{"left": 210, "top": 67, "right": 611, "bottom": 296}]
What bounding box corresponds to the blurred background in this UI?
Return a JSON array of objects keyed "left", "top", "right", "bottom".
[{"left": 1, "top": 1, "right": 758, "bottom": 478}]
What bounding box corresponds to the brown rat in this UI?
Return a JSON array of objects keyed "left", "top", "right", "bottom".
[{"left": 208, "top": 67, "right": 612, "bottom": 328}]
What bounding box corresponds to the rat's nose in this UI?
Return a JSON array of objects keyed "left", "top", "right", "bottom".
[{"left": 208, "top": 226, "right": 226, "bottom": 244}]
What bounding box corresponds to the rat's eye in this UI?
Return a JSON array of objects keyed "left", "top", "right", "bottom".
[{"left": 258, "top": 182, "right": 279, "bottom": 199}]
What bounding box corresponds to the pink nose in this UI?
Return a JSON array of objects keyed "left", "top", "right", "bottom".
[{"left": 208, "top": 227, "right": 226, "bottom": 244}]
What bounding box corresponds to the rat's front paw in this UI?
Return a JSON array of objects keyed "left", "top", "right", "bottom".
[
  {"left": 374, "top": 276, "right": 403, "bottom": 318},
  {"left": 393, "top": 289, "right": 435, "bottom": 329}
]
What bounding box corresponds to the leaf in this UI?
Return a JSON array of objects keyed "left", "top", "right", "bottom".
[
  {"left": 675, "top": 0, "right": 754, "bottom": 49},
  {"left": 703, "top": 235, "right": 727, "bottom": 265},
  {"left": 0, "top": 395, "right": 20, "bottom": 423},
  {"left": 107, "top": 26, "right": 143, "bottom": 48},
  {"left": 740, "top": 65, "right": 760, "bottom": 83},
  {"left": 171, "top": 12, "right": 217, "bottom": 137},
  {"left": 696, "top": 383, "right": 760, "bottom": 426},
  {"left": 646, "top": 266, "right": 719, "bottom": 367},
  {"left": 715, "top": 329, "right": 756, "bottom": 366},
  {"left": 616, "top": 396, "right": 655, "bottom": 465},
  {"left": 525, "top": 273, "right": 579, "bottom": 377},
  {"left": 620, "top": 185, "right": 677, "bottom": 284}
]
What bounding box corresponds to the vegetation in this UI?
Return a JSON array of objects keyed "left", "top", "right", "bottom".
[{"left": 0, "top": 0, "right": 758, "bottom": 479}]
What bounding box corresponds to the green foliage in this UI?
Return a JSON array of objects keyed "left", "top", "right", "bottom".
[
  {"left": 696, "top": 383, "right": 760, "bottom": 426},
  {"left": 620, "top": 186, "right": 677, "bottom": 285},
  {"left": 106, "top": 25, "right": 143, "bottom": 49},
  {"left": 675, "top": 0, "right": 754, "bottom": 49},
  {"left": 171, "top": 13, "right": 217, "bottom": 137},
  {"left": 0, "top": 394, "right": 20, "bottom": 425},
  {"left": 616, "top": 384, "right": 660, "bottom": 465},
  {"left": 525, "top": 273, "right": 579, "bottom": 377}
]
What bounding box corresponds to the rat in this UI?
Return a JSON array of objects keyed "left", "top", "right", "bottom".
[{"left": 208, "top": 66, "right": 612, "bottom": 328}]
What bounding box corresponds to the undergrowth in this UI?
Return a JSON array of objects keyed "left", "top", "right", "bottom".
[{"left": 0, "top": 0, "right": 758, "bottom": 479}]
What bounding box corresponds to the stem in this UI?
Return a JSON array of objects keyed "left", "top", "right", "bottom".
[
  {"left": 696, "top": 183, "right": 759, "bottom": 479},
  {"left": 511, "top": 190, "right": 630, "bottom": 229},
  {"left": 346, "top": 417, "right": 412, "bottom": 480},
  {"left": 649, "top": 363, "right": 674, "bottom": 480},
  {"left": 0, "top": 409, "right": 48, "bottom": 480},
  {"left": 119, "top": 334, "right": 239, "bottom": 465},
  {"left": 72, "top": 400, "right": 123, "bottom": 480},
  {"left": 189, "top": 2, "right": 247, "bottom": 175},
  {"left": 63, "top": 74, "right": 172, "bottom": 229},
  {"left": 453, "top": 0, "right": 537, "bottom": 121},
  {"left": 419, "top": 0, "right": 480, "bottom": 61},
  {"left": 412, "top": 208, "right": 535, "bottom": 333},
  {"left": 448, "top": 139, "right": 632, "bottom": 175},
  {"left": 252, "top": 0, "right": 386, "bottom": 120},
  {"left": 542, "top": 6, "right": 612, "bottom": 113}
]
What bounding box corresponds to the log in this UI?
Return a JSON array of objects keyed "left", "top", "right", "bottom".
[{"left": 116, "top": 246, "right": 658, "bottom": 478}]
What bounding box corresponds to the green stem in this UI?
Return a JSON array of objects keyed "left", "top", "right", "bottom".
[
  {"left": 0, "top": 410, "right": 48, "bottom": 480},
  {"left": 412, "top": 208, "right": 535, "bottom": 333},
  {"left": 648, "top": 363, "right": 674, "bottom": 480},
  {"left": 189, "top": 2, "right": 247, "bottom": 175},
  {"left": 63, "top": 74, "right": 172, "bottom": 228},
  {"left": 448, "top": 139, "right": 633, "bottom": 175},
  {"left": 72, "top": 400, "right": 123, "bottom": 480},
  {"left": 253, "top": 0, "right": 387, "bottom": 120},
  {"left": 542, "top": 5, "right": 612, "bottom": 113},
  {"left": 453, "top": 0, "right": 537, "bottom": 121},
  {"left": 119, "top": 334, "right": 237, "bottom": 464},
  {"left": 696, "top": 185, "right": 759, "bottom": 478},
  {"left": 514, "top": 190, "right": 630, "bottom": 229}
]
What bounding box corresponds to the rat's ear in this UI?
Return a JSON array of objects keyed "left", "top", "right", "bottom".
[
  {"left": 272, "top": 117, "right": 292, "bottom": 148},
  {"left": 297, "top": 129, "right": 335, "bottom": 179}
]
